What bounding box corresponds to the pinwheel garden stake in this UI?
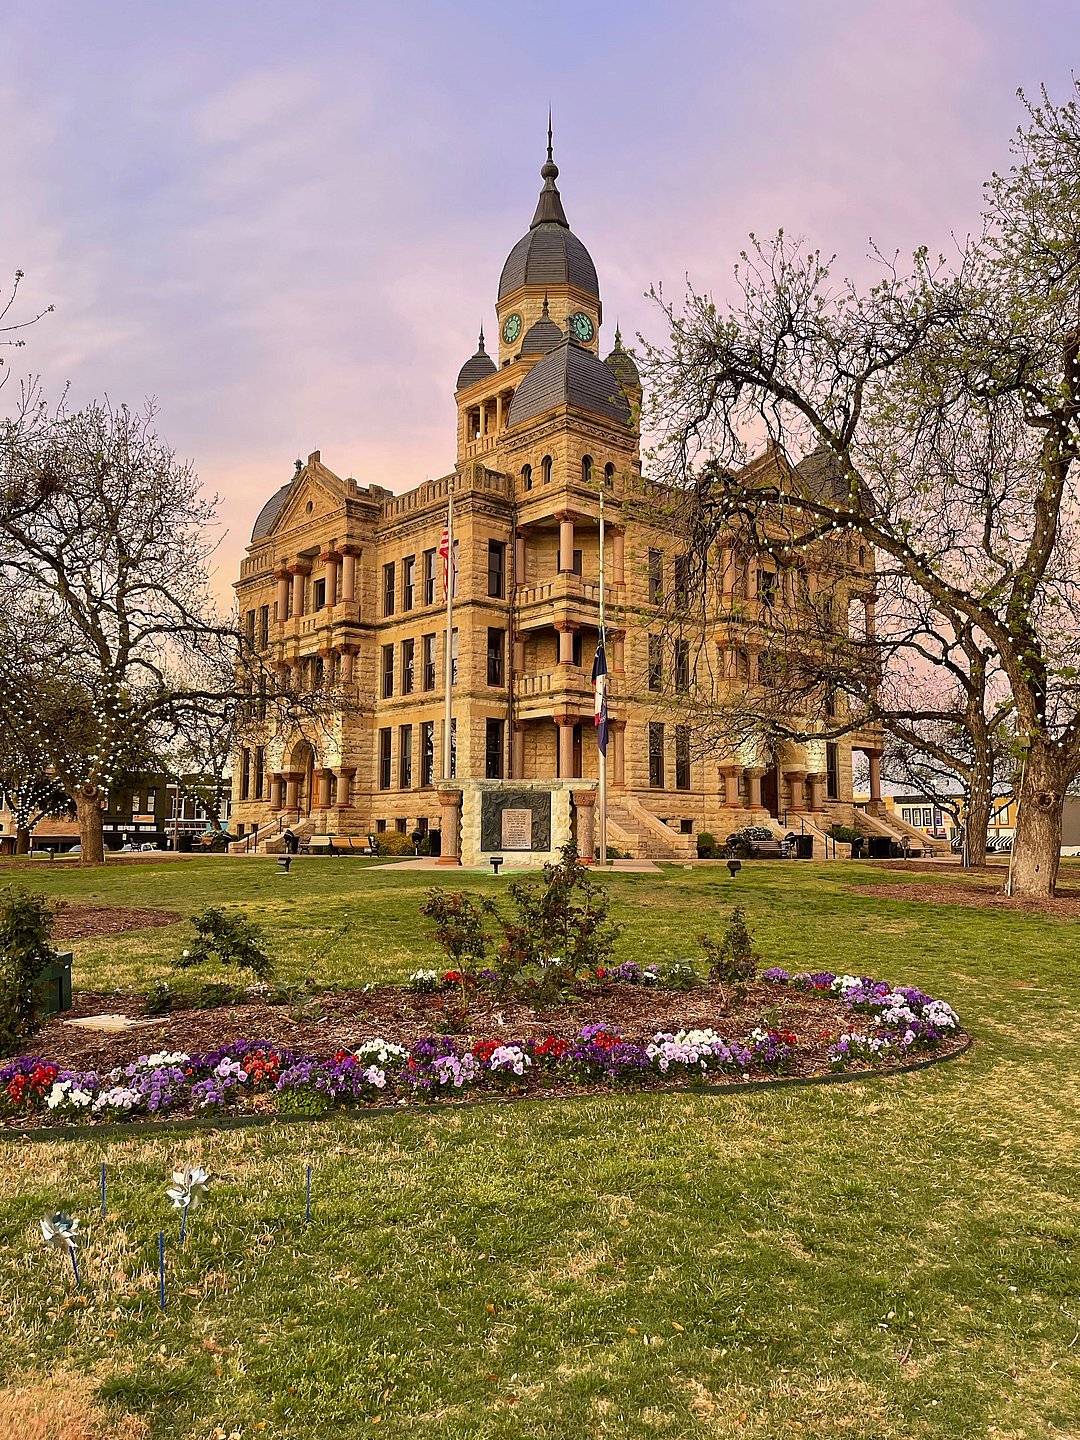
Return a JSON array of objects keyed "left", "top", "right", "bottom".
[
  {"left": 41, "top": 1212, "right": 80, "bottom": 1288},
  {"left": 305, "top": 1164, "right": 312, "bottom": 1224},
  {"left": 166, "top": 1165, "right": 212, "bottom": 1243},
  {"left": 158, "top": 1232, "right": 166, "bottom": 1311}
]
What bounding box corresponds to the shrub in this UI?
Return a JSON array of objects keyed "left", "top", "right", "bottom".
[
  {"left": 0, "top": 886, "right": 58, "bottom": 1055},
  {"left": 374, "top": 831, "right": 417, "bottom": 857},
  {"left": 827, "top": 824, "right": 862, "bottom": 844},
  {"left": 700, "top": 906, "right": 758, "bottom": 983},
  {"left": 696, "top": 831, "right": 720, "bottom": 859},
  {"left": 495, "top": 843, "right": 622, "bottom": 999},
  {"left": 174, "top": 907, "right": 274, "bottom": 980},
  {"left": 657, "top": 957, "right": 702, "bottom": 991}
]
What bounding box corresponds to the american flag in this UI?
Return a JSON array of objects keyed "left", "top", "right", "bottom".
[{"left": 591, "top": 635, "right": 609, "bottom": 757}]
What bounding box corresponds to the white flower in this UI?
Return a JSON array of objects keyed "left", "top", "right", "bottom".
[
  {"left": 362, "top": 1065, "right": 387, "bottom": 1089},
  {"left": 46, "top": 1080, "right": 93, "bottom": 1111},
  {"left": 143, "top": 1051, "right": 190, "bottom": 1068},
  {"left": 93, "top": 1086, "right": 141, "bottom": 1113},
  {"left": 489, "top": 1045, "right": 531, "bottom": 1076},
  {"left": 354, "top": 1038, "right": 408, "bottom": 1069}
]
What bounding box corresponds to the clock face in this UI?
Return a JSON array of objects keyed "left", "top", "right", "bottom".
[
  {"left": 502, "top": 312, "right": 522, "bottom": 344},
  {"left": 569, "top": 311, "right": 594, "bottom": 343}
]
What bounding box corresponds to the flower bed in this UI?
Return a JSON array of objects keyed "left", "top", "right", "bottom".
[{"left": 0, "top": 970, "right": 966, "bottom": 1128}]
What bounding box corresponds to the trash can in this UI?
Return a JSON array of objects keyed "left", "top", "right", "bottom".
[
  {"left": 868, "top": 836, "right": 893, "bottom": 859},
  {"left": 36, "top": 951, "right": 73, "bottom": 1016},
  {"left": 176, "top": 834, "right": 193, "bottom": 853},
  {"left": 794, "top": 834, "right": 814, "bottom": 859},
  {"left": 849, "top": 837, "right": 864, "bottom": 859}
]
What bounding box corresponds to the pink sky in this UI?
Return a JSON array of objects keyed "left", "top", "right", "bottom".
[{"left": 2, "top": 0, "right": 1077, "bottom": 597}]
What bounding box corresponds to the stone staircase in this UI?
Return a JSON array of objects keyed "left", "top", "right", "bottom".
[
  {"left": 607, "top": 796, "right": 696, "bottom": 861},
  {"left": 855, "top": 806, "right": 951, "bottom": 857}
]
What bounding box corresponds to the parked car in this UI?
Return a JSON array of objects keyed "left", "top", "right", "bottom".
[{"left": 725, "top": 825, "right": 791, "bottom": 859}]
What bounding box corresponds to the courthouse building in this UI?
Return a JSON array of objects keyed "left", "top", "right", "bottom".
[{"left": 231, "top": 138, "right": 888, "bottom": 858}]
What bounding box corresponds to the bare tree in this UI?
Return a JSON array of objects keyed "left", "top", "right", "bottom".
[{"left": 643, "top": 85, "right": 1080, "bottom": 897}]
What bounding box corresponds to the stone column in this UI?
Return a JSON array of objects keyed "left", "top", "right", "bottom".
[
  {"left": 436, "top": 789, "right": 462, "bottom": 866},
  {"left": 786, "top": 769, "right": 808, "bottom": 811},
  {"left": 554, "top": 714, "right": 575, "bottom": 778},
  {"left": 609, "top": 629, "right": 626, "bottom": 673},
  {"left": 334, "top": 767, "right": 355, "bottom": 808},
  {"left": 289, "top": 560, "right": 311, "bottom": 618},
  {"left": 515, "top": 527, "right": 527, "bottom": 585},
  {"left": 275, "top": 566, "right": 290, "bottom": 621},
  {"left": 868, "top": 751, "right": 883, "bottom": 804},
  {"left": 720, "top": 765, "right": 743, "bottom": 808},
  {"left": 513, "top": 636, "right": 525, "bottom": 672},
  {"left": 611, "top": 721, "right": 626, "bottom": 787},
  {"left": 340, "top": 544, "right": 360, "bottom": 603},
  {"left": 865, "top": 597, "right": 876, "bottom": 638},
  {"left": 314, "top": 768, "right": 333, "bottom": 809},
  {"left": 269, "top": 773, "right": 284, "bottom": 811},
  {"left": 339, "top": 646, "right": 356, "bottom": 684},
  {"left": 807, "top": 772, "right": 826, "bottom": 811},
  {"left": 511, "top": 723, "right": 525, "bottom": 780},
  {"left": 721, "top": 547, "right": 735, "bottom": 604},
  {"left": 573, "top": 789, "right": 597, "bottom": 863},
  {"left": 611, "top": 526, "right": 625, "bottom": 586},
  {"left": 283, "top": 772, "right": 301, "bottom": 812},
  {"left": 556, "top": 511, "right": 575, "bottom": 573},
  {"left": 745, "top": 767, "right": 765, "bottom": 810},
  {"left": 321, "top": 547, "right": 340, "bottom": 607},
  {"left": 555, "top": 621, "right": 578, "bottom": 665}
]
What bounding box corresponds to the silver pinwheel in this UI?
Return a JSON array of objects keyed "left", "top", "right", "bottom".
[
  {"left": 166, "top": 1165, "right": 211, "bottom": 1242},
  {"left": 40, "top": 1211, "right": 80, "bottom": 1286}
]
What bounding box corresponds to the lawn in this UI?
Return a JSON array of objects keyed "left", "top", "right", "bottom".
[{"left": 1, "top": 857, "right": 1079, "bottom": 1439}]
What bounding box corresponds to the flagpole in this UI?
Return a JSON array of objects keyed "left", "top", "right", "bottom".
[
  {"left": 598, "top": 490, "right": 608, "bottom": 868},
  {"left": 442, "top": 481, "right": 454, "bottom": 782}
]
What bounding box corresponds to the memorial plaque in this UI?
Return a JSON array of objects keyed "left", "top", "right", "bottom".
[{"left": 501, "top": 808, "right": 533, "bottom": 850}]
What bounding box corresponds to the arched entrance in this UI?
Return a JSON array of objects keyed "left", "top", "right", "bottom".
[{"left": 289, "top": 741, "right": 316, "bottom": 817}]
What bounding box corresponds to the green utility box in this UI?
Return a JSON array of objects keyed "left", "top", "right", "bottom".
[{"left": 36, "top": 950, "right": 73, "bottom": 1017}]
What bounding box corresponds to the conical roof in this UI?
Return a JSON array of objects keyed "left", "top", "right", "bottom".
[
  {"left": 456, "top": 328, "right": 497, "bottom": 390},
  {"left": 605, "top": 326, "right": 641, "bottom": 389}
]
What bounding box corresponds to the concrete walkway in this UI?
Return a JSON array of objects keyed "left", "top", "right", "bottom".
[{"left": 373, "top": 856, "right": 663, "bottom": 874}]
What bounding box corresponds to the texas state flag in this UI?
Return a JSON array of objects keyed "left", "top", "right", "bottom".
[{"left": 592, "top": 637, "right": 609, "bottom": 757}]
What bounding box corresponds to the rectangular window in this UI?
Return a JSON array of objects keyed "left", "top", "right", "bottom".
[
  {"left": 674, "top": 554, "right": 691, "bottom": 605},
  {"left": 376, "top": 818, "right": 387, "bottom": 833},
  {"left": 423, "top": 549, "right": 437, "bottom": 606},
  {"left": 395, "top": 817, "right": 408, "bottom": 833},
  {"left": 901, "top": 808, "right": 912, "bottom": 824},
  {"left": 826, "top": 742, "right": 839, "bottom": 800},
  {"left": 378, "top": 728, "right": 392, "bottom": 790},
  {"left": 240, "top": 751, "right": 251, "bottom": 801},
  {"left": 399, "top": 725, "right": 413, "bottom": 788},
  {"left": 485, "top": 718, "right": 504, "bottom": 779},
  {"left": 674, "top": 639, "right": 690, "bottom": 694},
  {"left": 381, "top": 643, "right": 394, "bottom": 699},
  {"left": 421, "top": 720, "right": 435, "bottom": 787},
  {"left": 245, "top": 610, "right": 256, "bottom": 644},
  {"left": 313, "top": 578, "right": 326, "bottom": 610},
  {"left": 487, "top": 540, "right": 506, "bottom": 599},
  {"left": 648, "top": 548, "right": 663, "bottom": 604},
  {"left": 401, "top": 637, "right": 415, "bottom": 694},
  {"left": 487, "top": 628, "right": 505, "bottom": 686},
  {"left": 649, "top": 722, "right": 665, "bottom": 788},
  {"left": 648, "top": 634, "right": 662, "bottom": 691},
  {"left": 254, "top": 746, "right": 265, "bottom": 800},
  {"left": 402, "top": 555, "right": 416, "bottom": 611},
  {"left": 382, "top": 561, "right": 396, "bottom": 616},
  {"left": 572, "top": 631, "right": 583, "bottom": 667},
  {"left": 451, "top": 628, "right": 458, "bottom": 685},
  {"left": 675, "top": 727, "right": 691, "bottom": 790},
  {"left": 572, "top": 548, "right": 583, "bottom": 577},
  {"left": 258, "top": 605, "right": 270, "bottom": 648},
  {"left": 757, "top": 569, "right": 777, "bottom": 606},
  {"left": 422, "top": 633, "right": 436, "bottom": 690}
]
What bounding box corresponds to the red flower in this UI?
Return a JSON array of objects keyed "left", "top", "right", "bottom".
[
  {"left": 535, "top": 1036, "right": 569, "bottom": 1059},
  {"left": 596, "top": 968, "right": 607, "bottom": 979},
  {"left": 444, "top": 971, "right": 463, "bottom": 985},
  {"left": 471, "top": 1039, "right": 499, "bottom": 1064}
]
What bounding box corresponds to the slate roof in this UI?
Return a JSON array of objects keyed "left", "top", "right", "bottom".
[
  {"left": 506, "top": 340, "right": 631, "bottom": 430},
  {"left": 250, "top": 480, "right": 293, "bottom": 541},
  {"left": 498, "top": 223, "right": 599, "bottom": 301},
  {"left": 456, "top": 330, "right": 497, "bottom": 390},
  {"left": 604, "top": 329, "right": 641, "bottom": 389},
  {"left": 520, "top": 301, "right": 563, "bottom": 355},
  {"left": 795, "top": 446, "right": 877, "bottom": 512}
]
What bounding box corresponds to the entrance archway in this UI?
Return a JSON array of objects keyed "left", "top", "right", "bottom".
[
  {"left": 290, "top": 741, "right": 316, "bottom": 817},
  {"left": 761, "top": 765, "right": 780, "bottom": 818}
]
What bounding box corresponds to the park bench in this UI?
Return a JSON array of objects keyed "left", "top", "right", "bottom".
[{"left": 308, "top": 835, "right": 338, "bottom": 856}]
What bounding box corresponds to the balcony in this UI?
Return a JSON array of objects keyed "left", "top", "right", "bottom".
[{"left": 514, "top": 664, "right": 596, "bottom": 719}]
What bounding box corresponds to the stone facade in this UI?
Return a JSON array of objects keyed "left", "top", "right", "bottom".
[{"left": 230, "top": 141, "right": 883, "bottom": 858}]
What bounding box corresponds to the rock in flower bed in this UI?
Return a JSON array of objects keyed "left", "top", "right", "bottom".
[{"left": 0, "top": 970, "right": 966, "bottom": 1128}]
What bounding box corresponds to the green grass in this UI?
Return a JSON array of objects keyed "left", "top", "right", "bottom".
[{"left": 2, "top": 858, "right": 1080, "bottom": 1439}]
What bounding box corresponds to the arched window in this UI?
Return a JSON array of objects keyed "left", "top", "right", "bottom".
[
  {"left": 541, "top": 455, "right": 552, "bottom": 484},
  {"left": 604, "top": 462, "right": 615, "bottom": 486},
  {"left": 581, "top": 455, "right": 593, "bottom": 484},
  {"left": 521, "top": 463, "right": 532, "bottom": 491}
]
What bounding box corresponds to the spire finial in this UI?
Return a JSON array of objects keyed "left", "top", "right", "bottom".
[
  {"left": 478, "top": 323, "right": 486, "bottom": 351},
  {"left": 532, "top": 114, "right": 568, "bottom": 229},
  {"left": 547, "top": 108, "right": 553, "bottom": 164},
  {"left": 614, "top": 321, "right": 622, "bottom": 348},
  {"left": 294, "top": 457, "right": 302, "bottom": 473},
  {"left": 542, "top": 293, "right": 550, "bottom": 318}
]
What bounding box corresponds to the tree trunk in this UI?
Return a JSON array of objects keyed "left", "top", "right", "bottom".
[
  {"left": 1009, "top": 742, "right": 1071, "bottom": 898},
  {"left": 75, "top": 786, "right": 106, "bottom": 867},
  {"left": 15, "top": 826, "right": 31, "bottom": 855},
  {"left": 964, "top": 767, "right": 992, "bottom": 868}
]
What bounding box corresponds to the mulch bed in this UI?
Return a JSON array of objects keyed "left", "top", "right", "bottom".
[
  {"left": 51, "top": 906, "right": 183, "bottom": 940},
  {"left": 31, "top": 979, "right": 968, "bottom": 1080},
  {"left": 857, "top": 880, "right": 1080, "bottom": 919}
]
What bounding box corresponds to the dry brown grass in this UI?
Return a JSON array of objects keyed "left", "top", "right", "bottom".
[{"left": 0, "top": 1373, "right": 148, "bottom": 1440}]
